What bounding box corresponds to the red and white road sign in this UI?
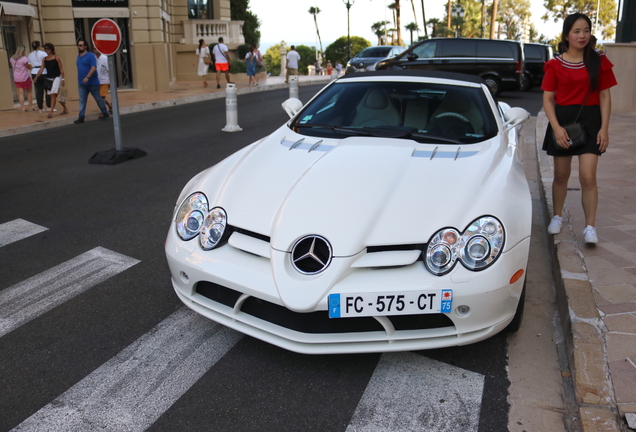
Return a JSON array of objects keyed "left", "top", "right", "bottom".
[{"left": 91, "top": 19, "right": 121, "bottom": 56}]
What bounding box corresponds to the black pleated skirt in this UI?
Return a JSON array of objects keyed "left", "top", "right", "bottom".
[{"left": 542, "top": 104, "right": 603, "bottom": 156}]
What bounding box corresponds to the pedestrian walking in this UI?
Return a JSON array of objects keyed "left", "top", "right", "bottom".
[
  {"left": 335, "top": 62, "right": 343, "bottom": 76},
  {"left": 285, "top": 45, "right": 300, "bottom": 84},
  {"left": 34, "top": 43, "right": 67, "bottom": 118},
  {"left": 74, "top": 39, "right": 109, "bottom": 124},
  {"left": 193, "top": 39, "right": 211, "bottom": 88},
  {"left": 10, "top": 46, "right": 34, "bottom": 112},
  {"left": 244, "top": 45, "right": 258, "bottom": 86},
  {"left": 28, "top": 41, "right": 50, "bottom": 113},
  {"left": 326, "top": 60, "right": 333, "bottom": 75},
  {"left": 252, "top": 43, "right": 263, "bottom": 85},
  {"left": 94, "top": 48, "right": 113, "bottom": 115},
  {"left": 212, "top": 37, "right": 232, "bottom": 89},
  {"left": 543, "top": 12, "right": 617, "bottom": 244}
]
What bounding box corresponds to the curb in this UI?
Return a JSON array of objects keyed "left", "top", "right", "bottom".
[
  {"left": 0, "top": 78, "right": 330, "bottom": 139},
  {"left": 535, "top": 112, "right": 625, "bottom": 431}
]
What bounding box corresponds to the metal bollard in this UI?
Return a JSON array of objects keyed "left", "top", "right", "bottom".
[
  {"left": 222, "top": 83, "right": 242, "bottom": 132},
  {"left": 289, "top": 75, "right": 299, "bottom": 100}
]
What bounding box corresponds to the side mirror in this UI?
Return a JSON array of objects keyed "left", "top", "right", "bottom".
[
  {"left": 407, "top": 53, "right": 418, "bottom": 61},
  {"left": 282, "top": 98, "right": 303, "bottom": 119},
  {"left": 503, "top": 107, "right": 530, "bottom": 130},
  {"left": 497, "top": 101, "right": 512, "bottom": 114}
]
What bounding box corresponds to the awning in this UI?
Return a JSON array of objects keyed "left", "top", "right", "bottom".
[
  {"left": 72, "top": 7, "right": 129, "bottom": 18},
  {"left": 0, "top": 1, "right": 37, "bottom": 17}
]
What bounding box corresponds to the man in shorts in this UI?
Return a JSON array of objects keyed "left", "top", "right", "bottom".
[
  {"left": 94, "top": 48, "right": 113, "bottom": 115},
  {"left": 212, "top": 37, "right": 232, "bottom": 89}
]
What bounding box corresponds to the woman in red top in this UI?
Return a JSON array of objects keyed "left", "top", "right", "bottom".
[{"left": 542, "top": 13, "right": 617, "bottom": 244}]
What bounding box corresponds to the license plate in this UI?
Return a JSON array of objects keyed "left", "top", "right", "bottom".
[{"left": 328, "top": 290, "right": 452, "bottom": 318}]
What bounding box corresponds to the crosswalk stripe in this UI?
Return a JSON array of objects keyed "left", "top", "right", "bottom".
[
  {"left": 12, "top": 307, "right": 243, "bottom": 432},
  {"left": 0, "top": 219, "right": 48, "bottom": 248},
  {"left": 346, "top": 352, "right": 485, "bottom": 432},
  {"left": 0, "top": 247, "right": 139, "bottom": 338}
]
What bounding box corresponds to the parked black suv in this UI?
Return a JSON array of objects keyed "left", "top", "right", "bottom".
[
  {"left": 521, "top": 43, "right": 553, "bottom": 91},
  {"left": 375, "top": 38, "right": 524, "bottom": 96}
]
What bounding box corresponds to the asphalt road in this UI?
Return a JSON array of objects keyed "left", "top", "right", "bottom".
[{"left": 0, "top": 85, "right": 554, "bottom": 432}]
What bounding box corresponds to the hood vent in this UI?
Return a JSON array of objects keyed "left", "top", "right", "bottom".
[
  {"left": 281, "top": 137, "right": 335, "bottom": 153},
  {"left": 411, "top": 146, "right": 479, "bottom": 160}
]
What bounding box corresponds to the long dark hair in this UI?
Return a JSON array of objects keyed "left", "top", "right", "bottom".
[
  {"left": 198, "top": 39, "right": 205, "bottom": 50},
  {"left": 43, "top": 43, "right": 56, "bottom": 55},
  {"left": 31, "top": 40, "right": 41, "bottom": 51},
  {"left": 559, "top": 13, "right": 600, "bottom": 91}
]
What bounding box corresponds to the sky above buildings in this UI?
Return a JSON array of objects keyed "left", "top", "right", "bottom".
[{"left": 249, "top": 0, "right": 563, "bottom": 49}]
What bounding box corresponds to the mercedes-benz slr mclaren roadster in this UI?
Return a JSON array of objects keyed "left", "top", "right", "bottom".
[{"left": 165, "top": 70, "right": 532, "bottom": 354}]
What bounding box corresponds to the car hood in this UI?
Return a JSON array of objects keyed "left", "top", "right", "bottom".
[{"left": 196, "top": 125, "right": 527, "bottom": 257}]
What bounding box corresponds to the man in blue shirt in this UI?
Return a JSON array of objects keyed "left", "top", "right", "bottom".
[{"left": 74, "top": 39, "right": 109, "bottom": 124}]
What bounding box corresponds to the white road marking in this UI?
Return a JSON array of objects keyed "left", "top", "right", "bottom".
[
  {"left": 0, "top": 219, "right": 48, "bottom": 248},
  {"left": 346, "top": 352, "right": 485, "bottom": 432},
  {"left": 12, "top": 307, "right": 242, "bottom": 432},
  {"left": 0, "top": 247, "right": 139, "bottom": 338}
]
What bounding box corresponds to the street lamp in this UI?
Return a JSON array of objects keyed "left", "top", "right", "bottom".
[
  {"left": 343, "top": 0, "right": 356, "bottom": 62},
  {"left": 451, "top": 3, "right": 465, "bottom": 38}
]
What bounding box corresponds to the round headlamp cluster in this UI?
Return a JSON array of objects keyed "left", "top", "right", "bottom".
[
  {"left": 175, "top": 193, "right": 227, "bottom": 250},
  {"left": 425, "top": 216, "right": 504, "bottom": 276}
]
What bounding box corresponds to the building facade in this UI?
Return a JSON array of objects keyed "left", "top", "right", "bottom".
[{"left": 0, "top": 0, "right": 244, "bottom": 109}]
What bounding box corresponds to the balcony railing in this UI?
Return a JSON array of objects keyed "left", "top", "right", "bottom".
[{"left": 182, "top": 20, "right": 245, "bottom": 45}]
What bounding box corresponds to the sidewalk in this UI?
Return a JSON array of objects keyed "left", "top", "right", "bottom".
[
  {"left": 1, "top": 75, "right": 635, "bottom": 431},
  {"left": 536, "top": 111, "right": 636, "bottom": 431},
  {"left": 0, "top": 74, "right": 333, "bottom": 138}
]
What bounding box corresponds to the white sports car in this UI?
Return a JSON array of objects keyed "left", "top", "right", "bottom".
[{"left": 165, "top": 70, "right": 532, "bottom": 354}]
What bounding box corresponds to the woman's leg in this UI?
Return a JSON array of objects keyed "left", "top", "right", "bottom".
[
  {"left": 552, "top": 155, "right": 573, "bottom": 217},
  {"left": 578, "top": 153, "right": 599, "bottom": 227},
  {"left": 48, "top": 94, "right": 57, "bottom": 118},
  {"left": 27, "top": 87, "right": 33, "bottom": 109},
  {"left": 17, "top": 87, "right": 25, "bottom": 110},
  {"left": 33, "top": 75, "right": 44, "bottom": 110}
]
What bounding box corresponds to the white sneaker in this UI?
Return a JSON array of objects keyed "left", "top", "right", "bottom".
[
  {"left": 547, "top": 215, "right": 563, "bottom": 234},
  {"left": 583, "top": 226, "right": 598, "bottom": 244}
]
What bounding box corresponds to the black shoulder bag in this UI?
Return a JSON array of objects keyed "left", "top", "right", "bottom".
[{"left": 551, "top": 91, "right": 591, "bottom": 150}]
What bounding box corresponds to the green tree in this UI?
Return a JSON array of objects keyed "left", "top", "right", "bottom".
[
  {"left": 387, "top": 1, "right": 403, "bottom": 45},
  {"left": 498, "top": 0, "right": 531, "bottom": 40},
  {"left": 371, "top": 21, "right": 390, "bottom": 45},
  {"left": 427, "top": 18, "right": 441, "bottom": 37},
  {"left": 443, "top": 0, "right": 483, "bottom": 37},
  {"left": 263, "top": 44, "right": 281, "bottom": 76},
  {"left": 405, "top": 22, "right": 420, "bottom": 46},
  {"left": 295, "top": 45, "right": 317, "bottom": 75},
  {"left": 231, "top": 0, "right": 261, "bottom": 44},
  {"left": 420, "top": 0, "right": 428, "bottom": 37},
  {"left": 325, "top": 36, "right": 371, "bottom": 66},
  {"left": 308, "top": 7, "right": 324, "bottom": 58},
  {"left": 542, "top": 0, "right": 617, "bottom": 40}
]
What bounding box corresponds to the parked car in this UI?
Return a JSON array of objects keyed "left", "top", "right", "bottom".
[
  {"left": 165, "top": 70, "right": 532, "bottom": 355},
  {"left": 375, "top": 38, "right": 525, "bottom": 96},
  {"left": 346, "top": 45, "right": 407, "bottom": 73},
  {"left": 521, "top": 43, "right": 553, "bottom": 91}
]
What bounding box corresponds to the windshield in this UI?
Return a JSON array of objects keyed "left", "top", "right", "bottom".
[
  {"left": 290, "top": 81, "right": 497, "bottom": 144},
  {"left": 355, "top": 47, "right": 393, "bottom": 58}
]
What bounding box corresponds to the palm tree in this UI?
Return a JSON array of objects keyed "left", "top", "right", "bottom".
[
  {"left": 387, "top": 2, "right": 402, "bottom": 45},
  {"left": 405, "top": 22, "right": 419, "bottom": 46},
  {"left": 427, "top": 18, "right": 440, "bottom": 37},
  {"left": 409, "top": 0, "right": 418, "bottom": 39},
  {"left": 371, "top": 21, "right": 390, "bottom": 45},
  {"left": 420, "top": 0, "right": 428, "bottom": 37},
  {"left": 308, "top": 7, "right": 324, "bottom": 57}
]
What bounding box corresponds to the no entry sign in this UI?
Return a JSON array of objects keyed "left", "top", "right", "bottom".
[{"left": 91, "top": 18, "right": 121, "bottom": 56}]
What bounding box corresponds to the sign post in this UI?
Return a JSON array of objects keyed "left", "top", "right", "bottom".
[{"left": 88, "top": 18, "right": 145, "bottom": 165}]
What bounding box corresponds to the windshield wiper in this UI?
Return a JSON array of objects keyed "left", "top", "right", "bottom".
[{"left": 406, "top": 132, "right": 461, "bottom": 144}]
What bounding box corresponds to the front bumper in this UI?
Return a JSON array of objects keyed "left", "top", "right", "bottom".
[{"left": 166, "top": 230, "right": 530, "bottom": 354}]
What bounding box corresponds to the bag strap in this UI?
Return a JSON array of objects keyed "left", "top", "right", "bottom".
[{"left": 573, "top": 90, "right": 592, "bottom": 123}]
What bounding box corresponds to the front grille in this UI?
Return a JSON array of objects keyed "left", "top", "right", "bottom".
[{"left": 195, "top": 282, "right": 454, "bottom": 334}]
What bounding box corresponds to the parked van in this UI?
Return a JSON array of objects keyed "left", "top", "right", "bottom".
[
  {"left": 375, "top": 38, "right": 525, "bottom": 96},
  {"left": 521, "top": 43, "right": 553, "bottom": 91}
]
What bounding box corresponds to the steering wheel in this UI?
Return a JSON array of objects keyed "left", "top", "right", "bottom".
[{"left": 435, "top": 112, "right": 470, "bottom": 123}]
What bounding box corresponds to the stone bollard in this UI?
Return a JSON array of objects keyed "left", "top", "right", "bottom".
[
  {"left": 289, "top": 75, "right": 299, "bottom": 100},
  {"left": 222, "top": 83, "right": 242, "bottom": 132}
]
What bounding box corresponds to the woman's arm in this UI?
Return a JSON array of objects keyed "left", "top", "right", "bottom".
[
  {"left": 597, "top": 88, "right": 611, "bottom": 152},
  {"left": 543, "top": 90, "right": 570, "bottom": 149}
]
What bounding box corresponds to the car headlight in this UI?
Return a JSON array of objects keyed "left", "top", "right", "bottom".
[
  {"left": 425, "top": 216, "right": 504, "bottom": 275},
  {"left": 459, "top": 216, "right": 504, "bottom": 270},
  {"left": 175, "top": 192, "right": 208, "bottom": 240},
  {"left": 425, "top": 229, "right": 461, "bottom": 275},
  {"left": 199, "top": 207, "right": 227, "bottom": 250}
]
